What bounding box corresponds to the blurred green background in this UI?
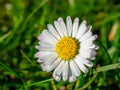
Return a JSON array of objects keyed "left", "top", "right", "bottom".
[{"left": 0, "top": 0, "right": 120, "bottom": 90}]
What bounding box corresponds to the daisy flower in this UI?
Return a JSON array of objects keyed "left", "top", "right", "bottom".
[{"left": 35, "top": 16, "right": 99, "bottom": 82}]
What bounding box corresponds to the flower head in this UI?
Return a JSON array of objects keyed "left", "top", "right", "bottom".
[{"left": 35, "top": 16, "right": 99, "bottom": 82}]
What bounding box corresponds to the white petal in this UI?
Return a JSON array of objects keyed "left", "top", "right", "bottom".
[
  {"left": 80, "top": 46, "right": 92, "bottom": 52},
  {"left": 88, "top": 35, "right": 98, "bottom": 41},
  {"left": 37, "top": 34, "right": 42, "bottom": 41},
  {"left": 39, "top": 42, "right": 55, "bottom": 48},
  {"left": 95, "top": 45, "right": 99, "bottom": 50},
  {"left": 41, "top": 64, "right": 46, "bottom": 71},
  {"left": 80, "top": 35, "right": 98, "bottom": 49},
  {"left": 69, "top": 66, "right": 76, "bottom": 82},
  {"left": 41, "top": 52, "right": 58, "bottom": 65},
  {"left": 58, "top": 17, "right": 68, "bottom": 36},
  {"left": 66, "top": 16, "right": 72, "bottom": 36},
  {"left": 48, "top": 58, "right": 61, "bottom": 71},
  {"left": 53, "top": 67, "right": 61, "bottom": 81},
  {"left": 74, "top": 56, "right": 88, "bottom": 73},
  {"left": 34, "top": 51, "right": 53, "bottom": 58},
  {"left": 80, "top": 44, "right": 96, "bottom": 50},
  {"left": 54, "top": 21, "right": 64, "bottom": 38},
  {"left": 56, "top": 60, "right": 65, "bottom": 76},
  {"left": 80, "top": 34, "right": 98, "bottom": 50},
  {"left": 87, "top": 45, "right": 99, "bottom": 50},
  {"left": 82, "top": 35, "right": 98, "bottom": 45},
  {"left": 72, "top": 17, "right": 79, "bottom": 37},
  {"left": 76, "top": 20, "right": 87, "bottom": 39},
  {"left": 83, "top": 59, "right": 93, "bottom": 67},
  {"left": 79, "top": 26, "right": 92, "bottom": 42},
  {"left": 91, "top": 50, "right": 97, "bottom": 58},
  {"left": 62, "top": 61, "right": 69, "bottom": 81},
  {"left": 80, "top": 52, "right": 90, "bottom": 59},
  {"left": 38, "top": 41, "right": 54, "bottom": 48},
  {"left": 80, "top": 57, "right": 93, "bottom": 67},
  {"left": 42, "top": 30, "right": 57, "bottom": 43},
  {"left": 37, "top": 34, "right": 55, "bottom": 45},
  {"left": 80, "top": 48, "right": 97, "bottom": 60},
  {"left": 36, "top": 46, "right": 55, "bottom": 52},
  {"left": 70, "top": 60, "right": 80, "bottom": 77},
  {"left": 89, "top": 50, "right": 97, "bottom": 60},
  {"left": 54, "top": 75, "right": 61, "bottom": 81},
  {"left": 79, "top": 48, "right": 92, "bottom": 59},
  {"left": 69, "top": 75, "right": 76, "bottom": 82},
  {"left": 80, "top": 39, "right": 93, "bottom": 47},
  {"left": 42, "top": 58, "right": 61, "bottom": 72},
  {"left": 47, "top": 24, "right": 61, "bottom": 40},
  {"left": 53, "top": 60, "right": 65, "bottom": 78},
  {"left": 35, "top": 45, "right": 40, "bottom": 50},
  {"left": 37, "top": 59, "right": 42, "bottom": 63}
]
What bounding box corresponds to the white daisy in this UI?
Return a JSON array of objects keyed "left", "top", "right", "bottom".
[{"left": 35, "top": 16, "right": 99, "bottom": 82}]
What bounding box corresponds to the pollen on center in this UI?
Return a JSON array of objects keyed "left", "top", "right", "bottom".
[{"left": 56, "top": 37, "right": 79, "bottom": 60}]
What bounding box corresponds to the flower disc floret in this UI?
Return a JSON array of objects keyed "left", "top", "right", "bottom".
[{"left": 56, "top": 37, "right": 79, "bottom": 60}]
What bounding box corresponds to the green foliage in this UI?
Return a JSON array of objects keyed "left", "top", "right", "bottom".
[{"left": 0, "top": 0, "right": 120, "bottom": 89}]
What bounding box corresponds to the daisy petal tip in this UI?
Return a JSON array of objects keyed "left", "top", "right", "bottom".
[
  {"left": 88, "top": 25, "right": 92, "bottom": 30},
  {"left": 88, "top": 62, "right": 94, "bottom": 67},
  {"left": 42, "top": 29, "right": 46, "bottom": 33},
  {"left": 54, "top": 76, "right": 61, "bottom": 81},
  {"left": 35, "top": 46, "right": 39, "bottom": 49},
  {"left": 94, "top": 35, "right": 98, "bottom": 39},
  {"left": 41, "top": 67, "right": 46, "bottom": 71},
  {"left": 47, "top": 24, "right": 51, "bottom": 28},
  {"left": 37, "top": 59, "right": 42, "bottom": 63},
  {"left": 95, "top": 45, "right": 99, "bottom": 50},
  {"left": 90, "top": 56, "right": 96, "bottom": 60},
  {"left": 84, "top": 69, "right": 88, "bottom": 73},
  {"left": 41, "top": 64, "right": 48, "bottom": 71},
  {"left": 67, "top": 16, "right": 71, "bottom": 20},
  {"left": 74, "top": 17, "right": 79, "bottom": 22},
  {"left": 69, "top": 76, "right": 76, "bottom": 82},
  {"left": 34, "top": 53, "right": 39, "bottom": 58},
  {"left": 83, "top": 20, "right": 87, "bottom": 24},
  {"left": 58, "top": 17, "right": 63, "bottom": 22},
  {"left": 37, "top": 34, "right": 43, "bottom": 41},
  {"left": 41, "top": 63, "right": 45, "bottom": 67},
  {"left": 63, "top": 76, "right": 67, "bottom": 81},
  {"left": 54, "top": 21, "right": 57, "bottom": 25}
]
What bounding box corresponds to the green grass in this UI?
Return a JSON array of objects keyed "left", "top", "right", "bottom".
[{"left": 0, "top": 0, "right": 120, "bottom": 90}]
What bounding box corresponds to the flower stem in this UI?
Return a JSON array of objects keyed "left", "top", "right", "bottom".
[{"left": 51, "top": 80, "right": 57, "bottom": 90}]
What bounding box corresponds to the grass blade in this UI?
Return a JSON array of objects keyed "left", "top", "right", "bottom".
[
  {"left": 96, "top": 63, "right": 120, "bottom": 73},
  {"left": 0, "top": 31, "right": 11, "bottom": 43},
  {"left": 28, "top": 78, "right": 53, "bottom": 87},
  {"left": 20, "top": 0, "right": 48, "bottom": 32},
  {"left": 0, "top": 61, "right": 27, "bottom": 87},
  {"left": 20, "top": 50, "right": 40, "bottom": 69},
  {"left": 0, "top": 61, "right": 21, "bottom": 78}
]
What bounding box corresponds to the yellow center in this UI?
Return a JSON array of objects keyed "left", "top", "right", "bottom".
[{"left": 56, "top": 37, "right": 79, "bottom": 60}]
